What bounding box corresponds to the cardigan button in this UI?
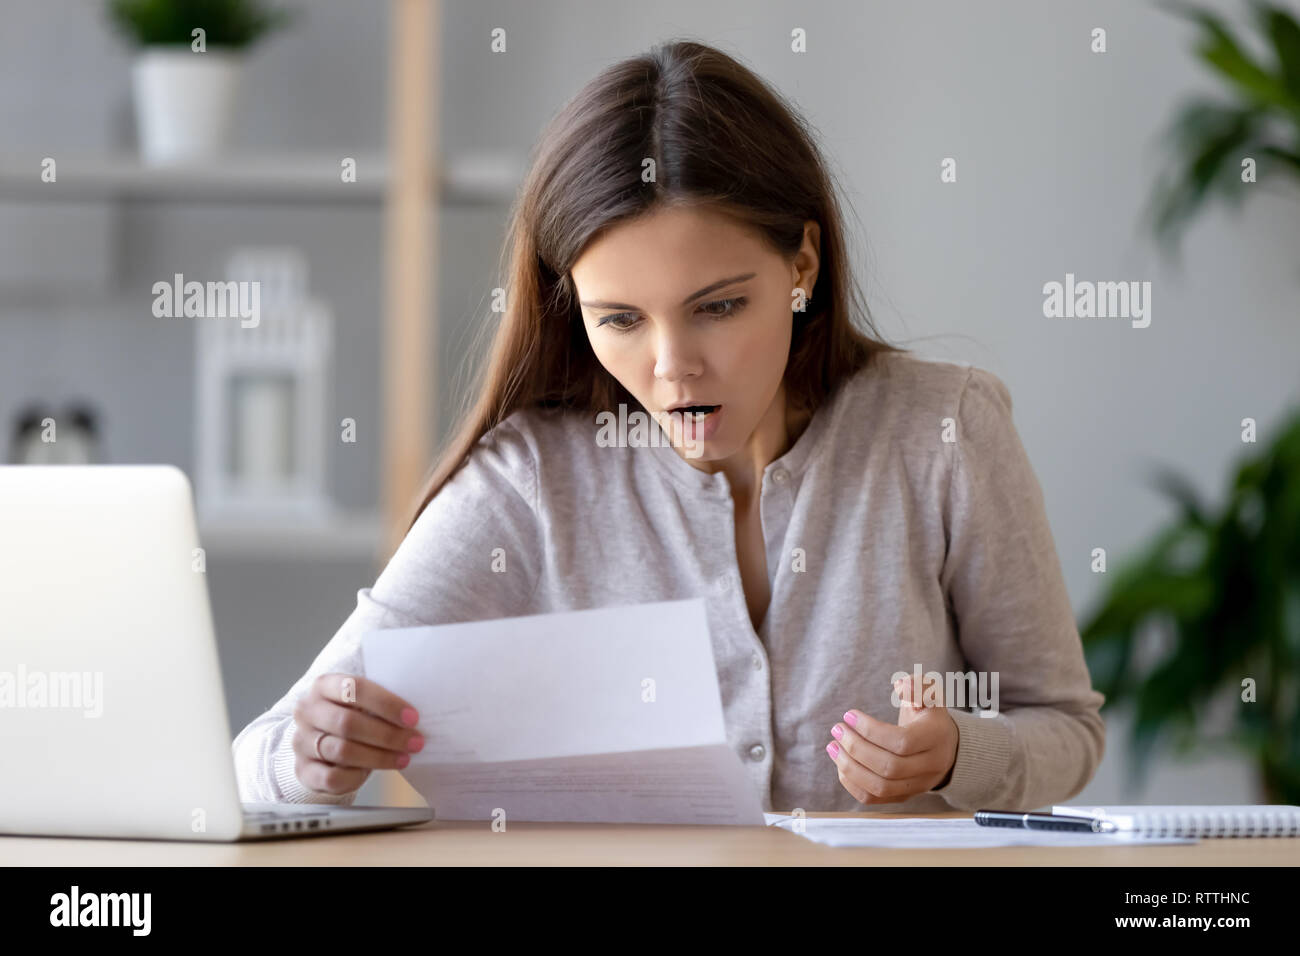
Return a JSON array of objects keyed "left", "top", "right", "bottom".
[
  {"left": 749, "top": 744, "right": 766, "bottom": 761},
  {"left": 772, "top": 468, "right": 788, "bottom": 484}
]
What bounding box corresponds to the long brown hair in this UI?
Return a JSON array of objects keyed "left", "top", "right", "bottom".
[{"left": 407, "top": 38, "right": 905, "bottom": 533}]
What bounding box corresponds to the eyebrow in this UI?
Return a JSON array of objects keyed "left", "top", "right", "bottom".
[{"left": 579, "top": 272, "right": 756, "bottom": 312}]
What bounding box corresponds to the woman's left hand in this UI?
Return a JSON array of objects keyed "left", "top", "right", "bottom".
[{"left": 827, "top": 674, "right": 959, "bottom": 805}]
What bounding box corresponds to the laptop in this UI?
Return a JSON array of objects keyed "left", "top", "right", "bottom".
[{"left": 0, "top": 464, "right": 433, "bottom": 841}]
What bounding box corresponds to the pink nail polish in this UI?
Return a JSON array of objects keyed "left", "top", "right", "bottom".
[
  {"left": 843, "top": 711, "right": 857, "bottom": 727},
  {"left": 826, "top": 742, "right": 840, "bottom": 759},
  {"left": 407, "top": 735, "right": 424, "bottom": 752},
  {"left": 396, "top": 753, "right": 410, "bottom": 768},
  {"left": 401, "top": 707, "right": 419, "bottom": 727},
  {"left": 831, "top": 725, "right": 843, "bottom": 740}
]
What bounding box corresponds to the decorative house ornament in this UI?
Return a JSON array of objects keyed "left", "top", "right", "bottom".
[{"left": 195, "top": 247, "right": 333, "bottom": 521}]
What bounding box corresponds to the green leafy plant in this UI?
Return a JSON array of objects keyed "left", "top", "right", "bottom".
[
  {"left": 1083, "top": 0, "right": 1300, "bottom": 804},
  {"left": 1144, "top": 0, "right": 1300, "bottom": 256},
  {"left": 1080, "top": 416, "right": 1300, "bottom": 804},
  {"left": 107, "top": 0, "right": 297, "bottom": 50}
]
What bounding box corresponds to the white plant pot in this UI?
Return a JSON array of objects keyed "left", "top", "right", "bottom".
[{"left": 131, "top": 46, "right": 244, "bottom": 164}]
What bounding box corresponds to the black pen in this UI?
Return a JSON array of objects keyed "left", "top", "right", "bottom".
[{"left": 974, "top": 810, "right": 1118, "bottom": 833}]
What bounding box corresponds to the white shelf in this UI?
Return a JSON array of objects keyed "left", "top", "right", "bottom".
[
  {"left": 199, "top": 510, "right": 384, "bottom": 560},
  {"left": 0, "top": 150, "right": 524, "bottom": 205}
]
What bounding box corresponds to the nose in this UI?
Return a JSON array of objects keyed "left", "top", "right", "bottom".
[{"left": 652, "top": 325, "right": 704, "bottom": 383}]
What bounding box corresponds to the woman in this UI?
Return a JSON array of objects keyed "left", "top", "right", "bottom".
[{"left": 233, "top": 39, "right": 1104, "bottom": 814}]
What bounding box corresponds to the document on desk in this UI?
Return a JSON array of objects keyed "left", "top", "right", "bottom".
[
  {"left": 762, "top": 814, "right": 1197, "bottom": 848},
  {"left": 361, "top": 598, "right": 766, "bottom": 825}
]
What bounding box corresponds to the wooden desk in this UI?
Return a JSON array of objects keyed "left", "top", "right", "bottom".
[{"left": 4, "top": 812, "right": 1298, "bottom": 865}]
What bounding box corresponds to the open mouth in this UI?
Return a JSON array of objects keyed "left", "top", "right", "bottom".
[{"left": 670, "top": 404, "right": 721, "bottom": 421}]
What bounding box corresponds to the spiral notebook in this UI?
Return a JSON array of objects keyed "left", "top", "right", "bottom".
[{"left": 1052, "top": 804, "right": 1300, "bottom": 838}]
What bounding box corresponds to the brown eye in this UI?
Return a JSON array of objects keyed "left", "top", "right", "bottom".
[
  {"left": 699, "top": 297, "right": 746, "bottom": 318},
  {"left": 598, "top": 313, "right": 639, "bottom": 331}
]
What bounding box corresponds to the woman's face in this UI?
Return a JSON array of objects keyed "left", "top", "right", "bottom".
[{"left": 571, "top": 203, "right": 819, "bottom": 466}]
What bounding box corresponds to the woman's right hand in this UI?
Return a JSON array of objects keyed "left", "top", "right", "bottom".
[{"left": 291, "top": 673, "right": 424, "bottom": 796}]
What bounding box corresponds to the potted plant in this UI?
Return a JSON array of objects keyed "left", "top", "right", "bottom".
[
  {"left": 1082, "top": 0, "right": 1300, "bottom": 804},
  {"left": 106, "top": 0, "right": 298, "bottom": 164}
]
